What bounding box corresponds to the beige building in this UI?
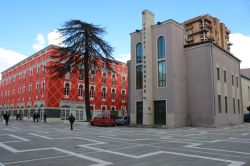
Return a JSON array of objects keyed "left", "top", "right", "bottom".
[
  {"left": 128, "top": 10, "right": 243, "bottom": 128},
  {"left": 241, "top": 68, "right": 250, "bottom": 113},
  {"left": 183, "top": 14, "right": 231, "bottom": 51}
]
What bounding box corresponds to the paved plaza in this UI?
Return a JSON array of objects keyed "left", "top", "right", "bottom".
[{"left": 0, "top": 120, "right": 250, "bottom": 166}]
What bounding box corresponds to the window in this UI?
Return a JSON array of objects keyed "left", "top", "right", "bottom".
[
  {"left": 218, "top": 95, "right": 221, "bottom": 113},
  {"left": 79, "top": 74, "right": 84, "bottom": 81},
  {"left": 43, "top": 65, "right": 46, "bottom": 77},
  {"left": 90, "top": 86, "right": 94, "bottom": 99},
  {"left": 78, "top": 85, "right": 83, "bottom": 97},
  {"left": 136, "top": 42, "right": 143, "bottom": 63},
  {"left": 232, "top": 75, "right": 234, "bottom": 86},
  {"left": 30, "top": 70, "right": 33, "bottom": 82},
  {"left": 238, "top": 99, "right": 240, "bottom": 113},
  {"left": 121, "top": 90, "right": 125, "bottom": 101},
  {"left": 217, "top": 68, "right": 220, "bottom": 80},
  {"left": 122, "top": 76, "right": 126, "bottom": 87},
  {"left": 29, "top": 85, "right": 32, "bottom": 96},
  {"left": 90, "top": 70, "right": 95, "bottom": 82},
  {"left": 102, "top": 88, "right": 106, "bottom": 100},
  {"left": 225, "top": 97, "right": 228, "bottom": 113},
  {"left": 158, "top": 36, "right": 166, "bottom": 87},
  {"left": 224, "top": 70, "right": 226, "bottom": 83},
  {"left": 37, "top": 67, "right": 40, "bottom": 79},
  {"left": 136, "top": 42, "right": 143, "bottom": 90},
  {"left": 102, "top": 73, "right": 106, "bottom": 84},
  {"left": 112, "top": 74, "right": 116, "bottom": 85},
  {"left": 36, "top": 82, "right": 39, "bottom": 96},
  {"left": 248, "top": 86, "right": 250, "bottom": 101},
  {"left": 42, "top": 82, "right": 45, "bottom": 96},
  {"left": 64, "top": 83, "right": 70, "bottom": 96},
  {"left": 233, "top": 98, "right": 235, "bottom": 114},
  {"left": 158, "top": 36, "right": 165, "bottom": 59},
  {"left": 136, "top": 65, "right": 143, "bottom": 89},
  {"left": 158, "top": 61, "right": 166, "bottom": 87},
  {"left": 236, "top": 77, "right": 239, "bottom": 87},
  {"left": 111, "top": 89, "right": 115, "bottom": 101}
]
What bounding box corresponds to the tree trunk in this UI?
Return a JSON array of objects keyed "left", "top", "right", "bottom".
[{"left": 84, "top": 34, "right": 91, "bottom": 122}]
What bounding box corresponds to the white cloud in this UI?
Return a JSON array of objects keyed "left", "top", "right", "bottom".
[
  {"left": 115, "top": 53, "right": 130, "bottom": 63},
  {"left": 0, "top": 48, "right": 27, "bottom": 80},
  {"left": 230, "top": 33, "right": 250, "bottom": 69},
  {"left": 47, "top": 29, "right": 64, "bottom": 46},
  {"left": 32, "top": 33, "right": 45, "bottom": 50}
]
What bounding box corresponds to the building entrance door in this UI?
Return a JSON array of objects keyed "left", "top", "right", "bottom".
[
  {"left": 136, "top": 102, "right": 143, "bottom": 124},
  {"left": 60, "top": 109, "right": 70, "bottom": 120},
  {"left": 154, "top": 100, "right": 166, "bottom": 125}
]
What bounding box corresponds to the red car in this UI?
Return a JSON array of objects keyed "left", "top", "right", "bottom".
[{"left": 90, "top": 114, "right": 116, "bottom": 127}]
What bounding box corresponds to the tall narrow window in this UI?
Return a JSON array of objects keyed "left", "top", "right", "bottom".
[
  {"left": 36, "top": 82, "right": 39, "bottom": 96},
  {"left": 112, "top": 74, "right": 116, "bottom": 85},
  {"left": 121, "top": 90, "right": 125, "bottom": 102},
  {"left": 64, "top": 83, "right": 70, "bottom": 96},
  {"left": 217, "top": 68, "right": 220, "bottom": 80},
  {"left": 90, "top": 70, "right": 95, "bottom": 82},
  {"left": 225, "top": 97, "right": 228, "bottom": 113},
  {"left": 78, "top": 85, "right": 83, "bottom": 97},
  {"left": 102, "top": 88, "right": 106, "bottom": 100},
  {"left": 136, "top": 65, "right": 143, "bottom": 89},
  {"left": 233, "top": 98, "right": 235, "bottom": 114},
  {"left": 232, "top": 75, "right": 234, "bottom": 86},
  {"left": 111, "top": 89, "right": 115, "bottom": 101},
  {"left": 79, "top": 74, "right": 84, "bottom": 81},
  {"left": 136, "top": 42, "right": 143, "bottom": 89},
  {"left": 238, "top": 99, "right": 240, "bottom": 113},
  {"left": 248, "top": 86, "right": 250, "bottom": 101},
  {"left": 158, "top": 36, "right": 166, "bottom": 87},
  {"left": 136, "top": 42, "right": 142, "bottom": 63},
  {"left": 236, "top": 77, "right": 239, "bottom": 87},
  {"left": 42, "top": 82, "right": 45, "bottom": 97},
  {"left": 224, "top": 70, "right": 226, "bottom": 83},
  {"left": 218, "top": 95, "right": 221, "bottom": 113},
  {"left": 102, "top": 73, "right": 106, "bottom": 84},
  {"left": 122, "top": 76, "right": 126, "bottom": 87},
  {"left": 90, "top": 86, "right": 94, "bottom": 99}
]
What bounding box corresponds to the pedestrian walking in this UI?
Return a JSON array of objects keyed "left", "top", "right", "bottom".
[
  {"left": 43, "top": 112, "right": 47, "bottom": 123},
  {"left": 36, "top": 112, "right": 40, "bottom": 122},
  {"left": 33, "top": 113, "right": 36, "bottom": 122},
  {"left": 69, "top": 113, "right": 75, "bottom": 130},
  {"left": 3, "top": 112, "right": 10, "bottom": 126}
]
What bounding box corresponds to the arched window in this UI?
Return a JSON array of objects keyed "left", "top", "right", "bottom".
[
  {"left": 122, "top": 76, "right": 126, "bottom": 87},
  {"left": 157, "top": 36, "right": 166, "bottom": 87},
  {"left": 64, "top": 83, "right": 70, "bottom": 96},
  {"left": 112, "top": 74, "right": 116, "bottom": 85},
  {"left": 158, "top": 36, "right": 165, "bottom": 59},
  {"left": 121, "top": 90, "right": 125, "bottom": 101},
  {"left": 42, "top": 82, "right": 45, "bottom": 96},
  {"left": 78, "top": 85, "right": 83, "bottom": 97},
  {"left": 102, "top": 73, "right": 106, "bottom": 84},
  {"left": 90, "top": 86, "right": 94, "bottom": 98},
  {"left": 136, "top": 42, "right": 143, "bottom": 63},
  {"left": 111, "top": 89, "right": 115, "bottom": 101},
  {"left": 102, "top": 88, "right": 106, "bottom": 100}
]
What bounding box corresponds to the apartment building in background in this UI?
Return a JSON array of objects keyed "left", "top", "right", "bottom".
[
  {"left": 128, "top": 10, "right": 243, "bottom": 128},
  {"left": 0, "top": 45, "right": 128, "bottom": 121},
  {"left": 183, "top": 14, "right": 231, "bottom": 51}
]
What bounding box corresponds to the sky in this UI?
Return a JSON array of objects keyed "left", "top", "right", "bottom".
[{"left": 0, "top": 0, "right": 250, "bottom": 79}]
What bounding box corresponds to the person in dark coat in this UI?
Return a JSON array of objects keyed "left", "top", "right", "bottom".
[
  {"left": 43, "top": 112, "right": 47, "bottom": 123},
  {"left": 3, "top": 112, "right": 10, "bottom": 126},
  {"left": 33, "top": 113, "right": 36, "bottom": 122},
  {"left": 36, "top": 112, "right": 40, "bottom": 122},
  {"left": 69, "top": 113, "right": 75, "bottom": 130}
]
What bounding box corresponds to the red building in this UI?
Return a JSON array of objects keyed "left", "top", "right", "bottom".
[{"left": 0, "top": 45, "right": 128, "bottom": 121}]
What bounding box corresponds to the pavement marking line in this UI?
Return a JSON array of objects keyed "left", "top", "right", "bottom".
[
  {"left": 30, "top": 130, "right": 49, "bottom": 134},
  {"left": 8, "top": 134, "right": 30, "bottom": 141},
  {"left": 242, "top": 133, "right": 248, "bottom": 136},
  {"left": 78, "top": 143, "right": 245, "bottom": 166},
  {"left": 0, "top": 143, "right": 19, "bottom": 153},
  {"left": 3, "top": 128, "right": 16, "bottom": 132},
  {"left": 3, "top": 155, "right": 71, "bottom": 165},
  {"left": 53, "top": 147, "right": 112, "bottom": 166},
  {"left": 29, "top": 133, "right": 52, "bottom": 139},
  {"left": 0, "top": 161, "right": 5, "bottom": 166}
]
